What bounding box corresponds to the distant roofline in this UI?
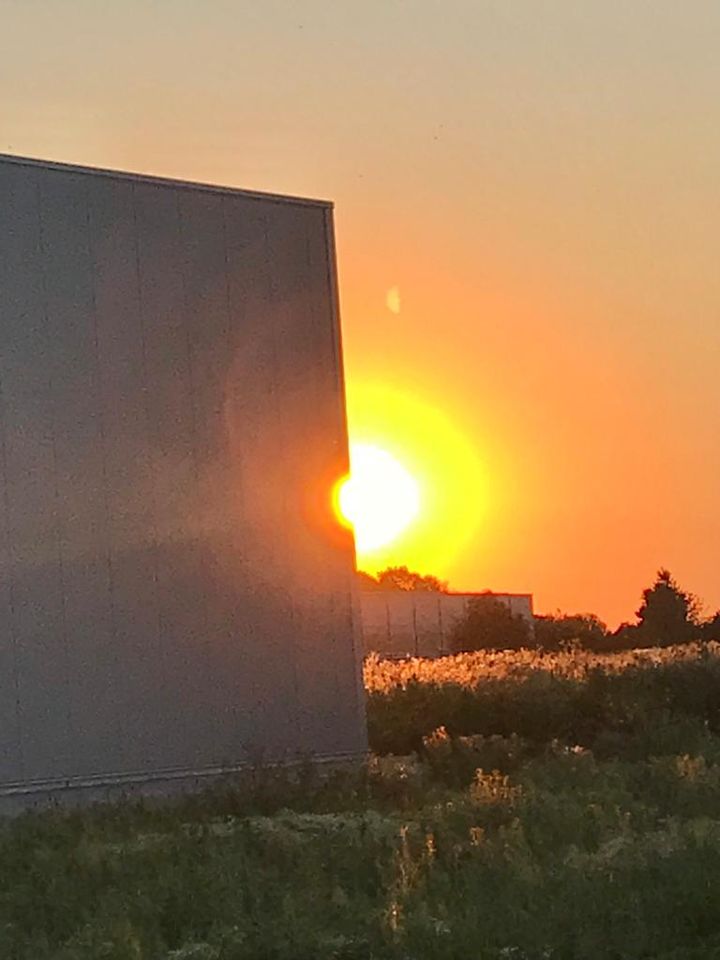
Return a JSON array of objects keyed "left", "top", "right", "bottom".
[
  {"left": 0, "top": 153, "right": 333, "bottom": 210},
  {"left": 447, "top": 591, "right": 533, "bottom": 600},
  {"left": 359, "top": 587, "right": 533, "bottom": 600}
]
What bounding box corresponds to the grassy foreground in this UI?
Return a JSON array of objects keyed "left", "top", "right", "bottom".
[{"left": 5, "top": 644, "right": 720, "bottom": 958}]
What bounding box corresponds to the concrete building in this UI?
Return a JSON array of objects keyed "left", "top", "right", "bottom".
[
  {"left": 358, "top": 589, "right": 534, "bottom": 658},
  {"left": 0, "top": 154, "right": 366, "bottom": 808}
]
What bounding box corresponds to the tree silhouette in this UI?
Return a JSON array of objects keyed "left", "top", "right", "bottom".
[
  {"left": 450, "top": 593, "right": 531, "bottom": 652},
  {"left": 534, "top": 613, "right": 609, "bottom": 651},
  {"left": 360, "top": 566, "right": 448, "bottom": 592},
  {"left": 635, "top": 569, "right": 700, "bottom": 647},
  {"left": 701, "top": 611, "right": 720, "bottom": 642}
]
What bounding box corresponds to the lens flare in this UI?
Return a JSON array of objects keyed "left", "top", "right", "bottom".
[{"left": 337, "top": 443, "right": 420, "bottom": 551}]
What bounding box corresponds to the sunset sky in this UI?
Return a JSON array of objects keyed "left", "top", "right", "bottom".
[{"left": 3, "top": 1, "right": 719, "bottom": 627}]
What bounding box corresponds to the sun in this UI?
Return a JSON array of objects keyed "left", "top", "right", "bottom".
[
  {"left": 336, "top": 443, "right": 420, "bottom": 551},
  {"left": 338, "top": 382, "right": 488, "bottom": 576}
]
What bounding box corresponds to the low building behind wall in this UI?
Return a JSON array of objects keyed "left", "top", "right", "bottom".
[{"left": 359, "top": 590, "right": 535, "bottom": 658}]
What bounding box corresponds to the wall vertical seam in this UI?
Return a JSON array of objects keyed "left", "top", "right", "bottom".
[
  {"left": 131, "top": 184, "right": 165, "bottom": 678},
  {"left": 36, "top": 173, "right": 75, "bottom": 751},
  {"left": 176, "top": 193, "right": 214, "bottom": 749},
  {"left": 263, "top": 212, "right": 302, "bottom": 746},
  {"left": 0, "top": 353, "right": 24, "bottom": 778},
  {"left": 85, "top": 182, "right": 121, "bottom": 748},
  {"left": 176, "top": 195, "right": 201, "bottom": 486}
]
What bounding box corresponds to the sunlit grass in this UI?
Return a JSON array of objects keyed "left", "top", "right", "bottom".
[{"left": 364, "top": 640, "right": 720, "bottom": 692}]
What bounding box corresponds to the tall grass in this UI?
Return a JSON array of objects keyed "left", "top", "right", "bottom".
[
  {"left": 365, "top": 642, "right": 720, "bottom": 755},
  {"left": 365, "top": 641, "right": 720, "bottom": 691}
]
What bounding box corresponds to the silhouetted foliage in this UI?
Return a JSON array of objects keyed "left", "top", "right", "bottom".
[
  {"left": 635, "top": 568, "right": 701, "bottom": 647},
  {"left": 701, "top": 612, "right": 720, "bottom": 642},
  {"left": 607, "top": 621, "right": 646, "bottom": 651},
  {"left": 356, "top": 570, "right": 382, "bottom": 590},
  {"left": 360, "top": 565, "right": 448, "bottom": 592},
  {"left": 534, "top": 613, "right": 609, "bottom": 651},
  {"left": 450, "top": 592, "right": 532, "bottom": 652}
]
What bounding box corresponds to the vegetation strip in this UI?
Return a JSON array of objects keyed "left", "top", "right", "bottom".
[{"left": 5, "top": 644, "right": 720, "bottom": 958}]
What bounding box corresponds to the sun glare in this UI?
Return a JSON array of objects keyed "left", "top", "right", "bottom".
[
  {"left": 340, "top": 382, "right": 488, "bottom": 576},
  {"left": 337, "top": 443, "right": 420, "bottom": 551}
]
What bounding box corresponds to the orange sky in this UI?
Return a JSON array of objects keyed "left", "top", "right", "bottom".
[{"left": 3, "top": 1, "right": 720, "bottom": 626}]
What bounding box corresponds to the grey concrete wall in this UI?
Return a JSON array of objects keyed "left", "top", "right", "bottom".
[
  {"left": 0, "top": 155, "right": 366, "bottom": 804},
  {"left": 359, "top": 590, "right": 535, "bottom": 657}
]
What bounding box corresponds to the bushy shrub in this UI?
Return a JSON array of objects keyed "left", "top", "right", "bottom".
[
  {"left": 534, "top": 612, "right": 609, "bottom": 651},
  {"left": 449, "top": 593, "right": 532, "bottom": 652}
]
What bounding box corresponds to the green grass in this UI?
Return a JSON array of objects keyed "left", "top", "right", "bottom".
[{"left": 5, "top": 646, "right": 720, "bottom": 958}]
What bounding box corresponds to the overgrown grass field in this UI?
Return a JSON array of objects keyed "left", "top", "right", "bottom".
[{"left": 5, "top": 643, "right": 720, "bottom": 959}]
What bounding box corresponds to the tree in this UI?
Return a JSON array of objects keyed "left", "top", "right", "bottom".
[
  {"left": 361, "top": 565, "right": 448, "bottom": 593},
  {"left": 450, "top": 593, "right": 532, "bottom": 652},
  {"left": 533, "top": 613, "right": 609, "bottom": 651},
  {"left": 608, "top": 621, "right": 645, "bottom": 651},
  {"left": 635, "top": 569, "right": 701, "bottom": 647},
  {"left": 356, "top": 570, "right": 382, "bottom": 590},
  {"left": 700, "top": 611, "right": 720, "bottom": 643}
]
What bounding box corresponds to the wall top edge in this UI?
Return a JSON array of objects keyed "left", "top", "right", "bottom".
[{"left": 0, "top": 153, "right": 334, "bottom": 210}]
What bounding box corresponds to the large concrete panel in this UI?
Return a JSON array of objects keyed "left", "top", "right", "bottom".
[{"left": 0, "top": 155, "right": 366, "bottom": 804}]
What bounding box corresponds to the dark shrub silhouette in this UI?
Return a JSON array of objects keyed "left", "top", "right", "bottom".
[
  {"left": 534, "top": 613, "right": 609, "bottom": 651},
  {"left": 450, "top": 592, "right": 532, "bottom": 652}
]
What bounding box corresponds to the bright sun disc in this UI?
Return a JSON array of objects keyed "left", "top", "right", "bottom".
[{"left": 337, "top": 443, "right": 420, "bottom": 551}]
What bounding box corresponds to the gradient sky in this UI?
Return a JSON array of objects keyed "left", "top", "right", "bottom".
[{"left": 2, "top": 0, "right": 719, "bottom": 626}]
